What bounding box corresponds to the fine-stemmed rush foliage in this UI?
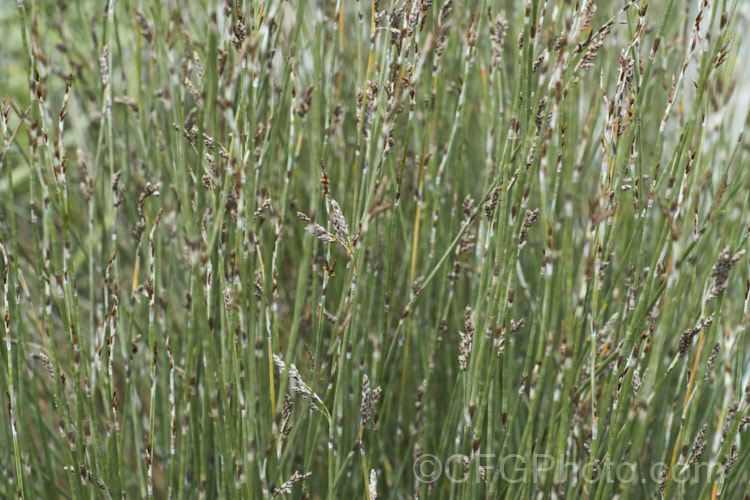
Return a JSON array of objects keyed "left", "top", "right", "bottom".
[{"left": 1, "top": 0, "right": 750, "bottom": 498}]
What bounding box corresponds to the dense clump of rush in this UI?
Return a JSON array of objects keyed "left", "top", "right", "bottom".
[{"left": 1, "top": 0, "right": 750, "bottom": 498}]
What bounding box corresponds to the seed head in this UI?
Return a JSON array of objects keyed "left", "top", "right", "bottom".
[
  {"left": 360, "top": 375, "right": 382, "bottom": 426},
  {"left": 271, "top": 470, "right": 311, "bottom": 497},
  {"left": 722, "top": 401, "right": 738, "bottom": 440},
  {"left": 458, "top": 308, "right": 473, "bottom": 371},
  {"left": 689, "top": 424, "right": 707, "bottom": 465},
  {"left": 329, "top": 198, "right": 349, "bottom": 242},
  {"left": 254, "top": 198, "right": 272, "bottom": 219},
  {"left": 707, "top": 248, "right": 745, "bottom": 303},
  {"left": 484, "top": 186, "right": 501, "bottom": 220},
  {"left": 489, "top": 15, "right": 508, "bottom": 69},
  {"left": 369, "top": 469, "right": 378, "bottom": 499},
  {"left": 518, "top": 208, "right": 540, "bottom": 250},
  {"left": 704, "top": 342, "right": 720, "bottom": 380},
  {"left": 99, "top": 45, "right": 109, "bottom": 87}
]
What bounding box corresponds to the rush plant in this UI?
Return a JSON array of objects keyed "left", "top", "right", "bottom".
[{"left": 1, "top": 0, "right": 750, "bottom": 498}]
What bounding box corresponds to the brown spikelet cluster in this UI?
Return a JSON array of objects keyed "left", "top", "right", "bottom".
[
  {"left": 329, "top": 199, "right": 350, "bottom": 242},
  {"left": 31, "top": 352, "right": 54, "bottom": 378},
  {"left": 484, "top": 185, "right": 501, "bottom": 220},
  {"left": 704, "top": 342, "right": 720, "bottom": 380},
  {"left": 707, "top": 248, "right": 745, "bottom": 303},
  {"left": 687, "top": 424, "right": 708, "bottom": 465},
  {"left": 518, "top": 208, "right": 539, "bottom": 250},
  {"left": 280, "top": 394, "right": 294, "bottom": 441},
  {"left": 489, "top": 14, "right": 508, "bottom": 70},
  {"left": 360, "top": 375, "right": 382, "bottom": 426},
  {"left": 581, "top": 2, "right": 596, "bottom": 31},
  {"left": 458, "top": 306, "right": 474, "bottom": 371},
  {"left": 99, "top": 45, "right": 109, "bottom": 87},
  {"left": 134, "top": 9, "right": 154, "bottom": 42},
  {"left": 271, "top": 471, "right": 312, "bottom": 497},
  {"left": 231, "top": 10, "right": 247, "bottom": 50},
  {"left": 724, "top": 445, "right": 738, "bottom": 477},
  {"left": 722, "top": 401, "right": 738, "bottom": 440},
  {"left": 576, "top": 23, "right": 613, "bottom": 71},
  {"left": 273, "top": 355, "right": 325, "bottom": 412},
  {"left": 510, "top": 318, "right": 525, "bottom": 334},
  {"left": 254, "top": 198, "right": 272, "bottom": 219},
  {"left": 304, "top": 221, "right": 336, "bottom": 244},
  {"left": 678, "top": 315, "right": 713, "bottom": 358},
  {"left": 137, "top": 182, "right": 161, "bottom": 219}
]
